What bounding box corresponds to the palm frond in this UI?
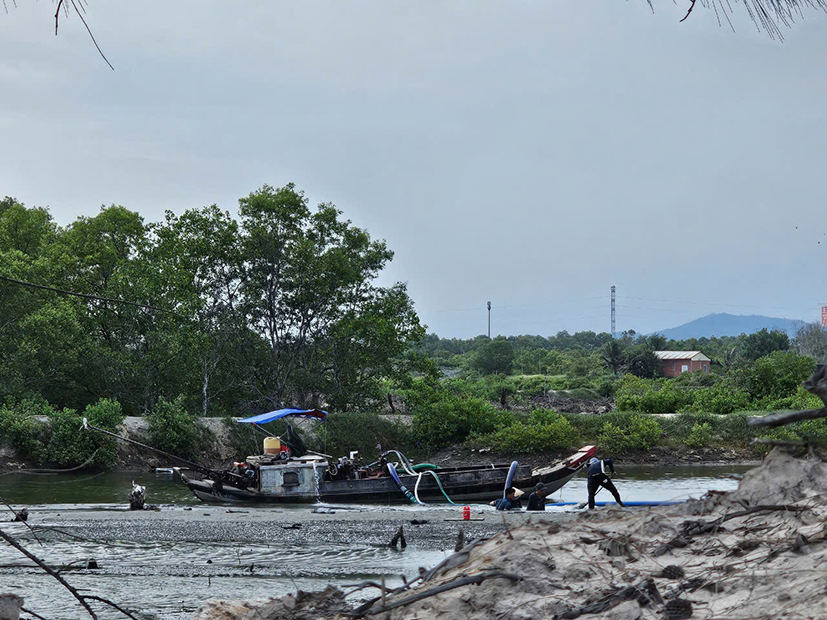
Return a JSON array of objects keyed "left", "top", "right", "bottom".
[{"left": 677, "top": 0, "right": 827, "bottom": 39}]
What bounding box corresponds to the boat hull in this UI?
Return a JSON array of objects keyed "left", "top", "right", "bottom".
[{"left": 180, "top": 445, "right": 597, "bottom": 505}]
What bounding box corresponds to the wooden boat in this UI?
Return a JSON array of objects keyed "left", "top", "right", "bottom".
[{"left": 177, "top": 408, "right": 597, "bottom": 504}]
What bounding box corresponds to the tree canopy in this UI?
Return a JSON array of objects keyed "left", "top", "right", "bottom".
[{"left": 0, "top": 187, "right": 423, "bottom": 416}]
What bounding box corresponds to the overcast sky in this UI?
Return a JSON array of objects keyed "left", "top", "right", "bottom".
[{"left": 2, "top": 1, "right": 826, "bottom": 338}]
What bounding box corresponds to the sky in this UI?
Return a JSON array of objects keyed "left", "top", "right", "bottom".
[{"left": 2, "top": 1, "right": 826, "bottom": 339}]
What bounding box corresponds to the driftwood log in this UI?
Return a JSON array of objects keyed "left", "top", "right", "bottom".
[{"left": 359, "top": 571, "right": 521, "bottom": 617}]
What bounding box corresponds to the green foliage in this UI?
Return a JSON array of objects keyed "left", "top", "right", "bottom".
[
  {"left": 0, "top": 400, "right": 49, "bottom": 463},
  {"left": 316, "top": 411, "right": 412, "bottom": 460},
  {"left": 46, "top": 399, "right": 125, "bottom": 469},
  {"left": 471, "top": 339, "right": 515, "bottom": 375},
  {"left": 627, "top": 350, "right": 662, "bottom": 379},
  {"left": 601, "top": 340, "right": 627, "bottom": 375},
  {"left": 735, "top": 351, "right": 816, "bottom": 401},
  {"left": 793, "top": 323, "right": 827, "bottom": 364},
  {"left": 147, "top": 396, "right": 212, "bottom": 461},
  {"left": 685, "top": 422, "right": 713, "bottom": 448},
  {"left": 412, "top": 394, "right": 511, "bottom": 448},
  {"left": 760, "top": 386, "right": 823, "bottom": 412},
  {"left": 473, "top": 412, "right": 580, "bottom": 453},
  {"left": 615, "top": 375, "right": 693, "bottom": 413},
  {"left": 742, "top": 328, "right": 790, "bottom": 362},
  {"left": 0, "top": 188, "right": 423, "bottom": 418},
  {"left": 598, "top": 414, "right": 662, "bottom": 452},
  {"left": 686, "top": 383, "right": 751, "bottom": 414},
  {"left": 798, "top": 419, "right": 827, "bottom": 445}
]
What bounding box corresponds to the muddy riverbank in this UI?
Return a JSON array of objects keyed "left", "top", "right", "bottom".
[
  {"left": 0, "top": 465, "right": 749, "bottom": 619},
  {"left": 195, "top": 448, "right": 827, "bottom": 620}
]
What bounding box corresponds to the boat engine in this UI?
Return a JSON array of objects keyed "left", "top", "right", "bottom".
[{"left": 327, "top": 456, "right": 355, "bottom": 481}]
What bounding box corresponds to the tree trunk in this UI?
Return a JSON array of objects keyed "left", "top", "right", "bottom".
[{"left": 202, "top": 358, "right": 209, "bottom": 417}]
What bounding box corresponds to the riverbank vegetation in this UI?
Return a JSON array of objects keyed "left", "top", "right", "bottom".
[{"left": 3, "top": 191, "right": 827, "bottom": 468}]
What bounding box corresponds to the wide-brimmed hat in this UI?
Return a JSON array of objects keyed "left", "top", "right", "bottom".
[{"left": 512, "top": 488, "right": 525, "bottom": 498}]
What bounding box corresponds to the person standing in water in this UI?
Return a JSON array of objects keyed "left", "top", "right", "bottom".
[{"left": 587, "top": 457, "right": 624, "bottom": 509}]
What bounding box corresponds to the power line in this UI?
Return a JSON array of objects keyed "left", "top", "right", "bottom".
[{"left": 0, "top": 274, "right": 177, "bottom": 315}]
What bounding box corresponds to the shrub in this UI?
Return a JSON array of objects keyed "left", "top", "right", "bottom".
[
  {"left": 659, "top": 413, "right": 699, "bottom": 443},
  {"left": 316, "top": 411, "right": 412, "bottom": 460},
  {"left": 752, "top": 426, "right": 802, "bottom": 454},
  {"left": 686, "top": 422, "right": 713, "bottom": 448},
  {"left": 797, "top": 419, "right": 827, "bottom": 445},
  {"left": 688, "top": 384, "right": 751, "bottom": 415},
  {"left": 761, "top": 386, "right": 823, "bottom": 412},
  {"left": 412, "top": 395, "right": 511, "bottom": 448},
  {"left": 46, "top": 399, "right": 125, "bottom": 469},
  {"left": 597, "top": 414, "right": 662, "bottom": 452},
  {"left": 0, "top": 400, "right": 48, "bottom": 463},
  {"left": 735, "top": 351, "right": 816, "bottom": 401},
  {"left": 637, "top": 386, "right": 693, "bottom": 414},
  {"left": 713, "top": 413, "right": 752, "bottom": 444},
  {"left": 614, "top": 375, "right": 692, "bottom": 413},
  {"left": 473, "top": 412, "right": 580, "bottom": 453},
  {"left": 147, "top": 396, "right": 211, "bottom": 461},
  {"left": 594, "top": 377, "right": 617, "bottom": 398}
]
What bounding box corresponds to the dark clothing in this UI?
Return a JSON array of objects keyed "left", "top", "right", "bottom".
[
  {"left": 587, "top": 474, "right": 623, "bottom": 509},
  {"left": 526, "top": 492, "right": 546, "bottom": 511},
  {"left": 587, "top": 459, "right": 615, "bottom": 478},
  {"left": 493, "top": 497, "right": 517, "bottom": 511}
]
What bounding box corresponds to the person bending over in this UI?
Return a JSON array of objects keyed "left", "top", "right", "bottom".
[
  {"left": 490, "top": 487, "right": 522, "bottom": 511},
  {"left": 587, "top": 457, "right": 624, "bottom": 510}
]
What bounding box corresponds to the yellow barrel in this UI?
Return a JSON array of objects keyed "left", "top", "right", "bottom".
[{"left": 263, "top": 437, "right": 281, "bottom": 455}]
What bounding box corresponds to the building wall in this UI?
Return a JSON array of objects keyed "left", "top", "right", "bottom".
[{"left": 661, "top": 359, "right": 710, "bottom": 378}]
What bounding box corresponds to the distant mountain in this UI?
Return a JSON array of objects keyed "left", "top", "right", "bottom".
[{"left": 654, "top": 313, "right": 805, "bottom": 340}]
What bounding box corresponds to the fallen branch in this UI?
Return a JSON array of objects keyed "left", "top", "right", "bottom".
[
  {"left": 750, "top": 438, "right": 809, "bottom": 447},
  {"left": 680, "top": 505, "right": 807, "bottom": 537},
  {"left": 84, "top": 595, "right": 141, "bottom": 620},
  {"left": 21, "top": 608, "right": 48, "bottom": 620},
  {"left": 357, "top": 571, "right": 521, "bottom": 617},
  {"left": 558, "top": 579, "right": 662, "bottom": 619},
  {"left": 0, "top": 526, "right": 98, "bottom": 618},
  {"left": 748, "top": 407, "right": 827, "bottom": 428}
]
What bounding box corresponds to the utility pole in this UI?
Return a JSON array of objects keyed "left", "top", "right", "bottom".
[
  {"left": 487, "top": 301, "right": 491, "bottom": 338},
  {"left": 611, "top": 285, "right": 616, "bottom": 338}
]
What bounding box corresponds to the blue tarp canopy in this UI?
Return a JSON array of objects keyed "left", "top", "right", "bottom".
[{"left": 236, "top": 408, "right": 328, "bottom": 425}]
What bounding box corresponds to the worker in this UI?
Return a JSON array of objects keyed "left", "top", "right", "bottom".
[
  {"left": 587, "top": 457, "right": 624, "bottom": 509},
  {"left": 526, "top": 482, "right": 549, "bottom": 511},
  {"left": 490, "top": 487, "right": 523, "bottom": 511}
]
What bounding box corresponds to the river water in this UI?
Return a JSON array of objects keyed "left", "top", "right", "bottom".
[{"left": 0, "top": 465, "right": 753, "bottom": 619}]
